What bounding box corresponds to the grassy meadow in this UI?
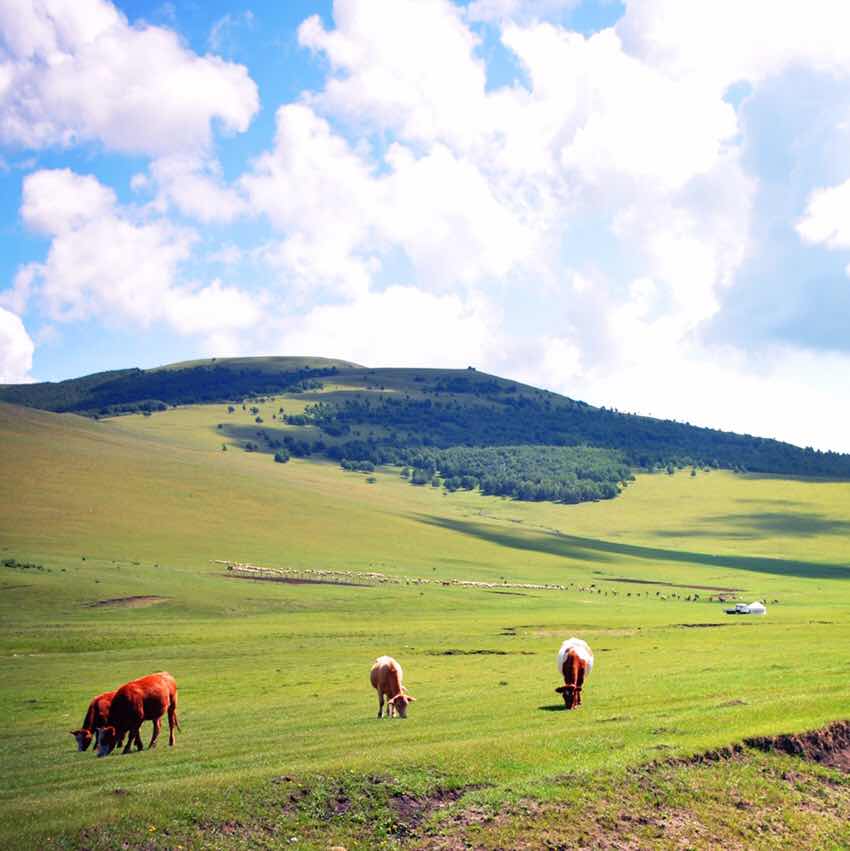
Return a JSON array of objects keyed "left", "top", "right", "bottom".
[{"left": 2, "top": 396, "right": 850, "bottom": 849}]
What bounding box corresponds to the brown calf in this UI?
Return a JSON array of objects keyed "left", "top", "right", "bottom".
[
  {"left": 70, "top": 690, "right": 119, "bottom": 752},
  {"left": 370, "top": 655, "right": 416, "bottom": 718},
  {"left": 555, "top": 638, "right": 594, "bottom": 710},
  {"left": 96, "top": 672, "right": 180, "bottom": 757}
]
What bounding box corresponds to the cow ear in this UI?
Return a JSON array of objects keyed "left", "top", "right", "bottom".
[
  {"left": 407, "top": 695, "right": 416, "bottom": 702},
  {"left": 555, "top": 686, "right": 566, "bottom": 693}
]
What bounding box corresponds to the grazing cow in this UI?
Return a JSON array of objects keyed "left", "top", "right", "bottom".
[
  {"left": 556, "top": 638, "right": 594, "bottom": 710},
  {"left": 70, "top": 690, "right": 118, "bottom": 752},
  {"left": 96, "top": 672, "right": 180, "bottom": 757},
  {"left": 370, "top": 655, "right": 416, "bottom": 718}
]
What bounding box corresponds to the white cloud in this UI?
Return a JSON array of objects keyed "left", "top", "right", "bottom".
[
  {"left": 0, "top": 0, "right": 259, "bottom": 155},
  {"left": 241, "top": 104, "right": 380, "bottom": 300},
  {"left": 299, "top": 0, "right": 489, "bottom": 150},
  {"left": 243, "top": 103, "right": 536, "bottom": 299},
  {"left": 281, "top": 286, "right": 499, "bottom": 368},
  {"left": 467, "top": 0, "right": 579, "bottom": 23},
  {"left": 147, "top": 155, "right": 247, "bottom": 223},
  {"left": 0, "top": 306, "right": 34, "bottom": 383},
  {"left": 14, "top": 169, "right": 262, "bottom": 340},
  {"left": 617, "top": 0, "right": 850, "bottom": 91},
  {"left": 797, "top": 177, "right": 850, "bottom": 250},
  {"left": 21, "top": 167, "right": 115, "bottom": 234},
  {"left": 379, "top": 142, "right": 535, "bottom": 286}
]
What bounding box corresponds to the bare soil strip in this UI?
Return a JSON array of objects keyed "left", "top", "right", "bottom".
[
  {"left": 225, "top": 573, "right": 370, "bottom": 588},
  {"left": 84, "top": 595, "right": 168, "bottom": 608},
  {"left": 602, "top": 576, "right": 744, "bottom": 592},
  {"left": 746, "top": 719, "right": 850, "bottom": 773}
]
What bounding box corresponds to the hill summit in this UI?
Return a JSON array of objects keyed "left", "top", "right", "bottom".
[{"left": 2, "top": 356, "right": 848, "bottom": 489}]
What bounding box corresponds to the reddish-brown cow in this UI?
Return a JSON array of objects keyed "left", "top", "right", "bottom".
[
  {"left": 70, "top": 690, "right": 117, "bottom": 752},
  {"left": 96, "top": 672, "right": 180, "bottom": 757},
  {"left": 555, "top": 638, "right": 594, "bottom": 710},
  {"left": 370, "top": 655, "right": 416, "bottom": 718}
]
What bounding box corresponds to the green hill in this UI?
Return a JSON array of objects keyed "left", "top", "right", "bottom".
[{"left": 2, "top": 356, "right": 848, "bottom": 487}]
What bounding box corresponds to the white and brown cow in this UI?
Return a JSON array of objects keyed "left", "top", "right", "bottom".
[
  {"left": 370, "top": 656, "right": 416, "bottom": 718},
  {"left": 556, "top": 638, "right": 594, "bottom": 709}
]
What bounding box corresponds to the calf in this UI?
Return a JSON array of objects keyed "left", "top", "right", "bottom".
[
  {"left": 370, "top": 656, "right": 416, "bottom": 718},
  {"left": 96, "top": 672, "right": 180, "bottom": 757},
  {"left": 70, "top": 690, "right": 116, "bottom": 752},
  {"left": 556, "top": 638, "right": 594, "bottom": 710}
]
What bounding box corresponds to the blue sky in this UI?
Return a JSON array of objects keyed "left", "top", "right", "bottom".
[{"left": 1, "top": 0, "right": 850, "bottom": 451}]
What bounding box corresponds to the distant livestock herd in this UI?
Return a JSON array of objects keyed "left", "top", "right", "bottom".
[{"left": 72, "top": 639, "right": 593, "bottom": 756}]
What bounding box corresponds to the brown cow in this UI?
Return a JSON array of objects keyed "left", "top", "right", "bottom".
[
  {"left": 555, "top": 638, "right": 594, "bottom": 710},
  {"left": 70, "top": 690, "right": 119, "bottom": 752},
  {"left": 370, "top": 655, "right": 416, "bottom": 718},
  {"left": 96, "top": 672, "right": 180, "bottom": 757}
]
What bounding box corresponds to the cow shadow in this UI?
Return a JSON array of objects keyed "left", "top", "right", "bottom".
[{"left": 538, "top": 704, "right": 567, "bottom": 712}]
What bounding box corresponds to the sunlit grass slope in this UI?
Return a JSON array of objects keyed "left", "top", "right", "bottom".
[{"left": 1, "top": 400, "right": 850, "bottom": 849}]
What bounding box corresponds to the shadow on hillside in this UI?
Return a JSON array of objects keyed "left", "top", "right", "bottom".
[
  {"left": 217, "top": 422, "right": 319, "bottom": 453},
  {"left": 416, "top": 515, "right": 850, "bottom": 581},
  {"left": 738, "top": 472, "right": 850, "bottom": 483},
  {"left": 655, "top": 511, "right": 850, "bottom": 540}
]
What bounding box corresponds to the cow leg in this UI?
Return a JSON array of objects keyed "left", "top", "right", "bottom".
[
  {"left": 133, "top": 728, "right": 144, "bottom": 751},
  {"left": 566, "top": 654, "right": 579, "bottom": 710},
  {"left": 377, "top": 693, "right": 384, "bottom": 719},
  {"left": 122, "top": 727, "right": 139, "bottom": 754},
  {"left": 168, "top": 702, "right": 178, "bottom": 746},
  {"left": 575, "top": 665, "right": 586, "bottom": 708},
  {"left": 149, "top": 717, "right": 162, "bottom": 749}
]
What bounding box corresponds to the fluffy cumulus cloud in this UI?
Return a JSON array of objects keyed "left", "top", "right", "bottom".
[
  {"left": 280, "top": 286, "right": 499, "bottom": 369},
  {"left": 15, "top": 169, "right": 262, "bottom": 344},
  {"left": 617, "top": 0, "right": 850, "bottom": 91},
  {"left": 0, "top": 0, "right": 259, "bottom": 154},
  {"left": 797, "top": 178, "right": 850, "bottom": 252},
  {"left": 0, "top": 306, "right": 34, "bottom": 382}
]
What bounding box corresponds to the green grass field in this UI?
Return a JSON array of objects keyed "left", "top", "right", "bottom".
[{"left": 2, "top": 399, "right": 850, "bottom": 849}]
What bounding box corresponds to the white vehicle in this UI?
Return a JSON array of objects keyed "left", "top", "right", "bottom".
[{"left": 726, "top": 601, "right": 767, "bottom": 615}]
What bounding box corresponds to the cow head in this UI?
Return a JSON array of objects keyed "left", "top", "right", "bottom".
[
  {"left": 555, "top": 684, "right": 579, "bottom": 709},
  {"left": 96, "top": 726, "right": 118, "bottom": 757},
  {"left": 390, "top": 693, "right": 416, "bottom": 718},
  {"left": 70, "top": 729, "right": 93, "bottom": 751}
]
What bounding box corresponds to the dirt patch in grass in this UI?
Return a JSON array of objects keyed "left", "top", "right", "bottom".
[
  {"left": 84, "top": 595, "right": 168, "bottom": 608},
  {"left": 746, "top": 720, "right": 850, "bottom": 773},
  {"left": 224, "top": 573, "right": 371, "bottom": 588},
  {"left": 389, "top": 787, "right": 470, "bottom": 837},
  {"left": 425, "top": 648, "right": 534, "bottom": 656},
  {"left": 602, "top": 577, "right": 743, "bottom": 592},
  {"left": 417, "top": 726, "right": 850, "bottom": 850}
]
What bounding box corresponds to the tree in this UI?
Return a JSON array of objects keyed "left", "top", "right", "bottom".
[{"left": 274, "top": 449, "right": 290, "bottom": 463}]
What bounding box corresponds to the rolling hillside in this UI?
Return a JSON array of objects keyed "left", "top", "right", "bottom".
[
  {"left": 2, "top": 394, "right": 850, "bottom": 849},
  {"left": 2, "top": 356, "right": 849, "bottom": 485}
]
